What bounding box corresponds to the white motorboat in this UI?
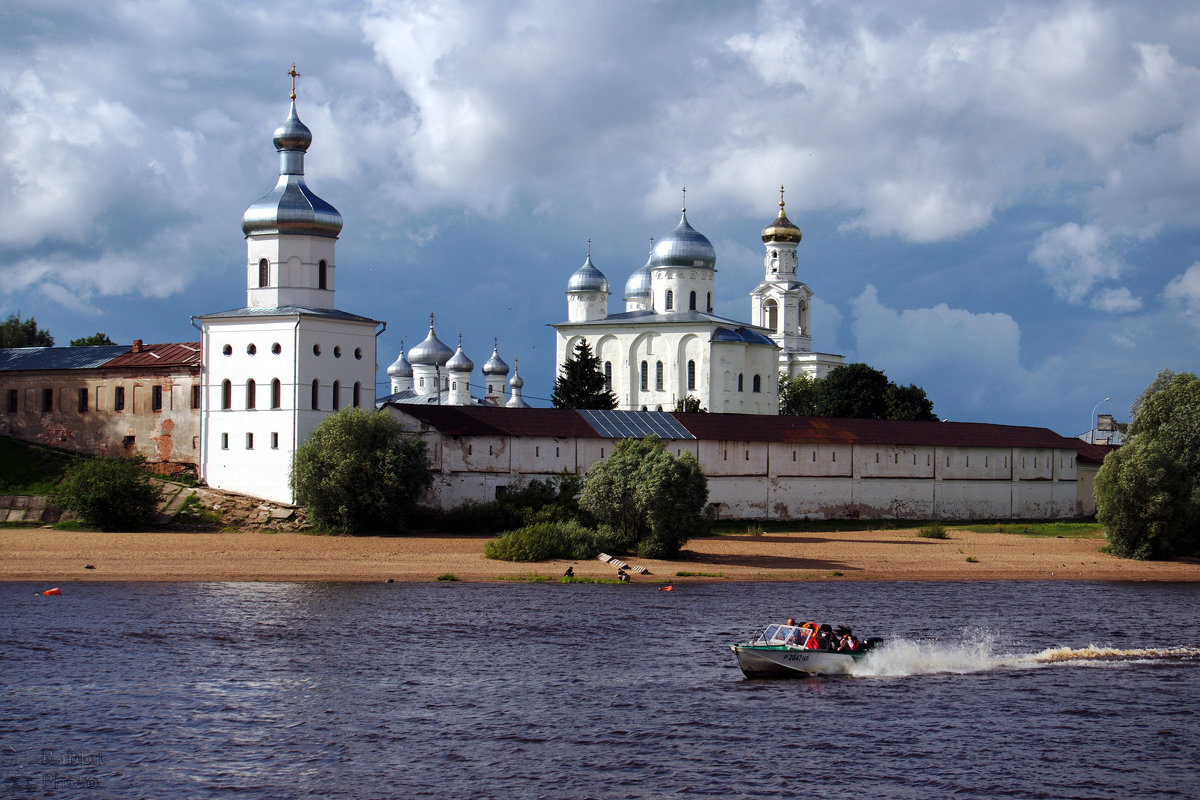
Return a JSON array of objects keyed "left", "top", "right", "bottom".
[{"left": 730, "top": 622, "right": 880, "bottom": 678}]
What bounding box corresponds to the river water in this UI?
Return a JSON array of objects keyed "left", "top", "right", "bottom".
[{"left": 2, "top": 580, "right": 1198, "bottom": 799}]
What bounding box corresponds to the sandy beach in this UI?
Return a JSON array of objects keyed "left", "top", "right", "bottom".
[{"left": 3, "top": 525, "right": 1198, "bottom": 583}]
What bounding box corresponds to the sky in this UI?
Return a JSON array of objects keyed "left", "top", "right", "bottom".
[{"left": 3, "top": 0, "right": 1199, "bottom": 437}]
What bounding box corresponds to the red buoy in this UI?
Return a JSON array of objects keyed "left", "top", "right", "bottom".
[
  {"left": 660, "top": 585, "right": 673, "bottom": 592},
  {"left": 42, "top": 587, "right": 62, "bottom": 596}
]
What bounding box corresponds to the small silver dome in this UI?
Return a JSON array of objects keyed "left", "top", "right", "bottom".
[
  {"left": 408, "top": 319, "right": 454, "bottom": 366},
  {"left": 242, "top": 101, "right": 343, "bottom": 239},
  {"left": 446, "top": 337, "right": 474, "bottom": 372},
  {"left": 651, "top": 210, "right": 715, "bottom": 270},
  {"left": 482, "top": 341, "right": 510, "bottom": 376},
  {"left": 624, "top": 248, "right": 653, "bottom": 301},
  {"left": 387, "top": 343, "right": 412, "bottom": 378},
  {"left": 567, "top": 253, "right": 610, "bottom": 294}
]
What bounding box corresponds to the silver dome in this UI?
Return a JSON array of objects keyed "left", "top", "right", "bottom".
[
  {"left": 624, "top": 247, "right": 654, "bottom": 301},
  {"left": 566, "top": 253, "right": 610, "bottom": 294},
  {"left": 408, "top": 320, "right": 454, "bottom": 366},
  {"left": 446, "top": 338, "right": 474, "bottom": 372},
  {"left": 509, "top": 370, "right": 525, "bottom": 389},
  {"left": 482, "top": 341, "right": 510, "bottom": 376},
  {"left": 651, "top": 210, "right": 715, "bottom": 270},
  {"left": 242, "top": 102, "right": 343, "bottom": 239},
  {"left": 387, "top": 343, "right": 413, "bottom": 378}
]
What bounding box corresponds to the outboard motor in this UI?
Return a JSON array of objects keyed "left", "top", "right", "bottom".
[{"left": 862, "top": 637, "right": 884, "bottom": 652}]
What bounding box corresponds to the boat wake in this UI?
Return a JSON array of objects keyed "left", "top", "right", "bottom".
[{"left": 847, "top": 633, "right": 1200, "bottom": 679}]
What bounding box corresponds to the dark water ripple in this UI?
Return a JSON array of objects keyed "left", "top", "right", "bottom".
[{"left": 1, "top": 580, "right": 1198, "bottom": 799}]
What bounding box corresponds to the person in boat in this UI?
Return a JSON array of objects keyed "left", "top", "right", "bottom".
[{"left": 816, "top": 624, "right": 836, "bottom": 651}]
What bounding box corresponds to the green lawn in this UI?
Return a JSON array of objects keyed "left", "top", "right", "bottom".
[{"left": 0, "top": 437, "right": 73, "bottom": 495}]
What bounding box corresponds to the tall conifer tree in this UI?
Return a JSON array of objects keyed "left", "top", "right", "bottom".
[{"left": 552, "top": 338, "right": 617, "bottom": 409}]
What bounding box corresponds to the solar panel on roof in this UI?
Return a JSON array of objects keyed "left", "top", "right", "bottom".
[{"left": 577, "top": 410, "right": 694, "bottom": 440}]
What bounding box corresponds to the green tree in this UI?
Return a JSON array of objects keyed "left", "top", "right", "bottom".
[
  {"left": 779, "top": 364, "right": 937, "bottom": 420},
  {"left": 552, "top": 338, "right": 617, "bottom": 409},
  {"left": 1095, "top": 370, "right": 1200, "bottom": 559},
  {"left": 884, "top": 383, "right": 937, "bottom": 421},
  {"left": 54, "top": 455, "right": 162, "bottom": 530},
  {"left": 778, "top": 373, "right": 821, "bottom": 416},
  {"left": 291, "top": 408, "right": 433, "bottom": 534},
  {"left": 0, "top": 313, "right": 54, "bottom": 347},
  {"left": 673, "top": 395, "right": 706, "bottom": 413},
  {"left": 579, "top": 435, "right": 708, "bottom": 558},
  {"left": 70, "top": 332, "right": 116, "bottom": 346}
]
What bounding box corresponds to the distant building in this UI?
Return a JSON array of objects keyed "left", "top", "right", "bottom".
[
  {"left": 0, "top": 340, "right": 201, "bottom": 470},
  {"left": 1079, "top": 413, "right": 1127, "bottom": 446}
]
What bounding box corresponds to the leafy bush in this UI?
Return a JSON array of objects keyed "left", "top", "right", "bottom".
[
  {"left": 441, "top": 471, "right": 590, "bottom": 534},
  {"left": 291, "top": 409, "right": 432, "bottom": 534},
  {"left": 54, "top": 455, "right": 161, "bottom": 530},
  {"left": 917, "top": 524, "right": 948, "bottom": 539},
  {"left": 484, "top": 519, "right": 602, "bottom": 562},
  {"left": 439, "top": 500, "right": 524, "bottom": 534}
]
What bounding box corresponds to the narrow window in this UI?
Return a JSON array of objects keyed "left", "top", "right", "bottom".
[
  {"left": 812, "top": 451, "right": 816, "bottom": 462},
  {"left": 706, "top": 292, "right": 712, "bottom": 312},
  {"left": 192, "top": 385, "right": 201, "bottom": 409},
  {"left": 271, "top": 432, "right": 279, "bottom": 449},
  {"left": 689, "top": 291, "right": 696, "bottom": 311},
  {"left": 723, "top": 449, "right": 727, "bottom": 461},
  {"left": 752, "top": 374, "right": 761, "bottom": 393},
  {"left": 832, "top": 451, "right": 837, "bottom": 463},
  {"left": 271, "top": 379, "right": 281, "bottom": 409},
  {"left": 245, "top": 380, "right": 256, "bottom": 410},
  {"left": 419, "top": 377, "right": 425, "bottom": 389},
  {"left": 332, "top": 380, "right": 341, "bottom": 411},
  {"left": 687, "top": 360, "right": 695, "bottom": 391},
  {"left": 311, "top": 379, "right": 320, "bottom": 410},
  {"left": 150, "top": 385, "right": 162, "bottom": 412},
  {"left": 556, "top": 447, "right": 560, "bottom": 457},
  {"left": 468, "top": 444, "right": 473, "bottom": 455},
  {"left": 42, "top": 388, "right": 53, "bottom": 413},
  {"left": 965, "top": 456, "right": 969, "bottom": 467},
  {"left": 489, "top": 444, "right": 493, "bottom": 456},
  {"left": 221, "top": 433, "right": 229, "bottom": 449},
  {"left": 745, "top": 450, "right": 750, "bottom": 461},
  {"left": 604, "top": 361, "right": 612, "bottom": 391},
  {"left": 6, "top": 389, "right": 16, "bottom": 413},
  {"left": 78, "top": 388, "right": 88, "bottom": 413},
  {"left": 318, "top": 259, "right": 328, "bottom": 289},
  {"left": 222, "top": 381, "right": 232, "bottom": 410},
  {"left": 258, "top": 258, "right": 269, "bottom": 288},
  {"left": 665, "top": 289, "right": 674, "bottom": 310},
  {"left": 640, "top": 361, "right": 648, "bottom": 391},
  {"left": 353, "top": 382, "right": 361, "bottom": 408},
  {"left": 535, "top": 446, "right": 539, "bottom": 457},
  {"left": 115, "top": 386, "right": 125, "bottom": 412},
  {"left": 246, "top": 432, "right": 254, "bottom": 450},
  {"left": 655, "top": 361, "right": 664, "bottom": 391},
  {"left": 875, "top": 452, "right": 880, "bottom": 463},
  {"left": 792, "top": 451, "right": 796, "bottom": 462},
  {"left": 737, "top": 374, "right": 744, "bottom": 392}
]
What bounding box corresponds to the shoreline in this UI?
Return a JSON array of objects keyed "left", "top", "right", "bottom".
[{"left": 3, "top": 527, "right": 1199, "bottom": 584}]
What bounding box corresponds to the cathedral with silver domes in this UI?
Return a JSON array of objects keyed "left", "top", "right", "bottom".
[{"left": 551, "top": 190, "right": 842, "bottom": 413}]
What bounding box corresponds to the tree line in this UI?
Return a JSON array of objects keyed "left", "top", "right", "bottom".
[{"left": 0, "top": 312, "right": 114, "bottom": 348}]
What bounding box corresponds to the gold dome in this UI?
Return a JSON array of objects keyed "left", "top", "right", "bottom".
[{"left": 761, "top": 186, "right": 802, "bottom": 244}]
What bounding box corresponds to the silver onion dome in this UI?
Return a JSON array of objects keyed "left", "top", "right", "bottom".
[
  {"left": 408, "top": 318, "right": 454, "bottom": 366},
  {"left": 387, "top": 343, "right": 413, "bottom": 378},
  {"left": 242, "top": 101, "right": 343, "bottom": 239},
  {"left": 446, "top": 337, "right": 474, "bottom": 372},
  {"left": 624, "top": 246, "right": 654, "bottom": 301},
  {"left": 509, "top": 370, "right": 524, "bottom": 389},
  {"left": 482, "top": 341, "right": 510, "bottom": 376},
  {"left": 566, "top": 253, "right": 610, "bottom": 293},
  {"left": 651, "top": 210, "right": 715, "bottom": 270}
]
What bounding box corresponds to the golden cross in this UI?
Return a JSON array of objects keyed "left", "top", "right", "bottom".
[
  {"left": 681, "top": 186, "right": 687, "bottom": 212},
  {"left": 288, "top": 64, "right": 301, "bottom": 100},
  {"left": 587, "top": 237, "right": 591, "bottom": 256},
  {"left": 780, "top": 184, "right": 786, "bottom": 209}
]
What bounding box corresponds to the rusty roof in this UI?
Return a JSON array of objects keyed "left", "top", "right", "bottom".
[
  {"left": 101, "top": 342, "right": 202, "bottom": 369},
  {"left": 387, "top": 406, "right": 1080, "bottom": 449},
  {"left": 1075, "top": 440, "right": 1119, "bottom": 464}
]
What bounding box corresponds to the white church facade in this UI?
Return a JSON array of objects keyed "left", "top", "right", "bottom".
[{"left": 551, "top": 191, "right": 843, "bottom": 414}]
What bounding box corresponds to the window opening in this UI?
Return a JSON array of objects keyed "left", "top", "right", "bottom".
[
  {"left": 332, "top": 380, "right": 341, "bottom": 411},
  {"left": 152, "top": 385, "right": 163, "bottom": 411},
  {"left": 258, "top": 258, "right": 269, "bottom": 288},
  {"left": 115, "top": 386, "right": 125, "bottom": 412},
  {"left": 319, "top": 259, "right": 328, "bottom": 289},
  {"left": 665, "top": 290, "right": 673, "bottom": 310},
  {"left": 311, "top": 379, "right": 320, "bottom": 410},
  {"left": 78, "top": 388, "right": 88, "bottom": 413},
  {"left": 271, "top": 379, "right": 281, "bottom": 409},
  {"left": 245, "top": 380, "right": 255, "bottom": 410},
  {"left": 687, "top": 360, "right": 695, "bottom": 391},
  {"left": 42, "top": 388, "right": 53, "bottom": 412},
  {"left": 655, "top": 361, "right": 664, "bottom": 391},
  {"left": 640, "top": 361, "right": 648, "bottom": 391},
  {"left": 752, "top": 375, "right": 761, "bottom": 393},
  {"left": 689, "top": 291, "right": 696, "bottom": 310},
  {"left": 221, "top": 380, "right": 232, "bottom": 410}
]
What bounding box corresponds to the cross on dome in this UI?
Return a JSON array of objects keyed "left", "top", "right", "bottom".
[{"left": 288, "top": 64, "right": 301, "bottom": 100}]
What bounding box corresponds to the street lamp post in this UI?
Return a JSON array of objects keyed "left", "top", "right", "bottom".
[{"left": 1088, "top": 397, "right": 1110, "bottom": 444}]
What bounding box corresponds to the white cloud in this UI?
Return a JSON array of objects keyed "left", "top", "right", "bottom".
[
  {"left": 1090, "top": 286, "right": 1143, "bottom": 313},
  {"left": 1029, "top": 223, "right": 1127, "bottom": 305},
  {"left": 1164, "top": 261, "right": 1200, "bottom": 321}
]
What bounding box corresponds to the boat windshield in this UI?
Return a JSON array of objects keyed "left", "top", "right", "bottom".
[{"left": 760, "top": 624, "right": 811, "bottom": 647}]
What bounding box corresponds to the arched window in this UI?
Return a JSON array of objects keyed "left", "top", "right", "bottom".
[
  {"left": 640, "top": 361, "right": 648, "bottom": 391},
  {"left": 706, "top": 292, "right": 712, "bottom": 312},
  {"left": 764, "top": 299, "right": 779, "bottom": 332},
  {"left": 258, "top": 258, "right": 269, "bottom": 288},
  {"left": 246, "top": 379, "right": 256, "bottom": 409},
  {"left": 221, "top": 380, "right": 232, "bottom": 410},
  {"left": 271, "top": 379, "right": 281, "bottom": 409},
  {"left": 318, "top": 259, "right": 328, "bottom": 290},
  {"left": 655, "top": 361, "right": 664, "bottom": 391},
  {"left": 332, "top": 380, "right": 341, "bottom": 411},
  {"left": 687, "top": 360, "right": 696, "bottom": 391},
  {"left": 311, "top": 379, "right": 320, "bottom": 410},
  {"left": 604, "top": 361, "right": 612, "bottom": 391},
  {"left": 689, "top": 291, "right": 696, "bottom": 311},
  {"left": 738, "top": 373, "right": 744, "bottom": 392},
  {"left": 353, "top": 382, "right": 361, "bottom": 408},
  {"left": 665, "top": 290, "right": 673, "bottom": 310},
  {"left": 752, "top": 374, "right": 761, "bottom": 393}
]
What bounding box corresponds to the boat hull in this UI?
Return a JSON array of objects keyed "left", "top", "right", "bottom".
[{"left": 731, "top": 645, "right": 862, "bottom": 678}]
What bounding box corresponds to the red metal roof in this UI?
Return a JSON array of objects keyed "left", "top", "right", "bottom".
[
  {"left": 1075, "top": 440, "right": 1119, "bottom": 464},
  {"left": 393, "top": 405, "right": 602, "bottom": 438},
  {"left": 102, "top": 342, "right": 201, "bottom": 370}
]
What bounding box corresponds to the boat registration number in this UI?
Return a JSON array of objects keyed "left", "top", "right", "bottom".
[{"left": 783, "top": 654, "right": 810, "bottom": 662}]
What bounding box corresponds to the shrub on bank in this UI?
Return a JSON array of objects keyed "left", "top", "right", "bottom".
[
  {"left": 484, "top": 520, "right": 602, "bottom": 562},
  {"left": 54, "top": 455, "right": 162, "bottom": 530}
]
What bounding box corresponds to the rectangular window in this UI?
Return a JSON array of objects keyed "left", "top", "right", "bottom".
[
  {"left": 114, "top": 386, "right": 125, "bottom": 411},
  {"left": 192, "top": 385, "right": 201, "bottom": 409},
  {"left": 221, "top": 433, "right": 229, "bottom": 449},
  {"left": 78, "top": 388, "right": 88, "bottom": 413},
  {"left": 246, "top": 433, "right": 254, "bottom": 449},
  {"left": 555, "top": 447, "right": 560, "bottom": 457},
  {"left": 151, "top": 385, "right": 163, "bottom": 412},
  {"left": 535, "top": 446, "right": 539, "bottom": 457},
  {"left": 42, "top": 388, "right": 53, "bottom": 413},
  {"left": 6, "top": 389, "right": 16, "bottom": 414},
  {"left": 271, "top": 432, "right": 279, "bottom": 450}
]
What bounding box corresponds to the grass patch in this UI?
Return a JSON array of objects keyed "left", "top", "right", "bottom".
[
  {"left": 830, "top": 571, "right": 844, "bottom": 577},
  {"left": 743, "top": 524, "right": 765, "bottom": 536},
  {"left": 965, "top": 556, "right": 979, "bottom": 563},
  {"left": 52, "top": 520, "right": 91, "bottom": 531},
  {"left": 172, "top": 494, "right": 222, "bottom": 527},
  {"left": 675, "top": 571, "right": 724, "bottom": 578},
  {"left": 917, "top": 524, "right": 949, "bottom": 539},
  {"left": 955, "top": 522, "right": 1104, "bottom": 538},
  {"left": 0, "top": 437, "right": 73, "bottom": 495},
  {"left": 436, "top": 573, "right": 459, "bottom": 582}
]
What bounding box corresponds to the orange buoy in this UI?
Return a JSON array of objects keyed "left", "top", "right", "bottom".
[
  {"left": 42, "top": 587, "right": 62, "bottom": 596},
  {"left": 660, "top": 585, "right": 673, "bottom": 592}
]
